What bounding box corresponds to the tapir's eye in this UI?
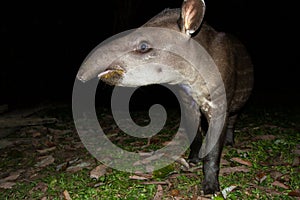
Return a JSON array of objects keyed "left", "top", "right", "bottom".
[{"left": 137, "top": 41, "right": 151, "bottom": 53}]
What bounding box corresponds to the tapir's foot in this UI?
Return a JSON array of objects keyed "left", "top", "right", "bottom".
[
  {"left": 202, "top": 178, "right": 220, "bottom": 195},
  {"left": 202, "top": 163, "right": 220, "bottom": 195}
]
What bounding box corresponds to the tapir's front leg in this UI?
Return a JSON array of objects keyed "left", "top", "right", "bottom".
[
  {"left": 178, "top": 87, "right": 202, "bottom": 163},
  {"left": 202, "top": 118, "right": 227, "bottom": 194}
]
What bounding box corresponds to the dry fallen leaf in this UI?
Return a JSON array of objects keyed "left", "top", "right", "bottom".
[
  {"left": 2, "top": 174, "right": 18, "bottom": 182},
  {"left": 271, "top": 181, "right": 289, "bottom": 189},
  {"left": 0, "top": 181, "right": 16, "bottom": 189},
  {"left": 141, "top": 153, "right": 165, "bottom": 164},
  {"left": 90, "top": 165, "right": 107, "bottom": 180},
  {"left": 253, "top": 135, "right": 276, "bottom": 141},
  {"left": 221, "top": 185, "right": 238, "bottom": 199},
  {"left": 133, "top": 172, "right": 153, "bottom": 179},
  {"left": 63, "top": 190, "right": 72, "bottom": 200},
  {"left": 138, "top": 152, "right": 154, "bottom": 157},
  {"left": 129, "top": 175, "right": 148, "bottom": 180},
  {"left": 30, "top": 182, "right": 48, "bottom": 194},
  {"left": 270, "top": 170, "right": 283, "bottom": 180},
  {"left": 230, "top": 157, "right": 252, "bottom": 167},
  {"left": 194, "top": 196, "right": 211, "bottom": 200},
  {"left": 37, "top": 146, "right": 56, "bottom": 154},
  {"left": 66, "top": 162, "right": 91, "bottom": 173},
  {"left": 35, "top": 155, "right": 55, "bottom": 168},
  {"left": 44, "top": 140, "right": 56, "bottom": 148},
  {"left": 56, "top": 158, "right": 80, "bottom": 172},
  {"left": 220, "top": 158, "right": 230, "bottom": 166},
  {"left": 153, "top": 185, "right": 163, "bottom": 200},
  {"left": 2, "top": 170, "right": 24, "bottom": 182},
  {"left": 146, "top": 165, "right": 155, "bottom": 173},
  {"left": 175, "top": 157, "right": 190, "bottom": 169},
  {"left": 140, "top": 181, "right": 169, "bottom": 186},
  {"left": 32, "top": 132, "right": 41, "bottom": 138},
  {"left": 288, "top": 190, "right": 300, "bottom": 197},
  {"left": 56, "top": 162, "right": 69, "bottom": 172},
  {"left": 255, "top": 172, "right": 267, "bottom": 183},
  {"left": 170, "top": 189, "right": 180, "bottom": 197},
  {"left": 220, "top": 166, "right": 250, "bottom": 175}
]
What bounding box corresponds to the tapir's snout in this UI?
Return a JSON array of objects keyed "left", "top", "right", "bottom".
[
  {"left": 76, "top": 72, "right": 88, "bottom": 83},
  {"left": 77, "top": 61, "right": 125, "bottom": 84},
  {"left": 76, "top": 68, "right": 98, "bottom": 83},
  {"left": 76, "top": 32, "right": 130, "bottom": 83},
  {"left": 76, "top": 46, "right": 114, "bottom": 83}
]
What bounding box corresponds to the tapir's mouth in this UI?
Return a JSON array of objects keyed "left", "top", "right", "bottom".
[{"left": 97, "top": 65, "right": 125, "bottom": 84}]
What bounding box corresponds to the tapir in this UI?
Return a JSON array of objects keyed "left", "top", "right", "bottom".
[{"left": 76, "top": 0, "right": 253, "bottom": 195}]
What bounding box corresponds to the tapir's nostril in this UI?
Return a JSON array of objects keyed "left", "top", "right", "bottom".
[{"left": 77, "top": 74, "right": 87, "bottom": 83}]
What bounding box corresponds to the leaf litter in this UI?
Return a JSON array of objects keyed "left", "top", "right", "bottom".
[{"left": 0, "top": 105, "right": 299, "bottom": 199}]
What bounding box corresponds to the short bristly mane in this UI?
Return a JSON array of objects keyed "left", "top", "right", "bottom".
[{"left": 143, "top": 8, "right": 181, "bottom": 30}]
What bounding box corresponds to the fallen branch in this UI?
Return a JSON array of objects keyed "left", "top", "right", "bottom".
[{"left": 0, "top": 117, "right": 57, "bottom": 129}]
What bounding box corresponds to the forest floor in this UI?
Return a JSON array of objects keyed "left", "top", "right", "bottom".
[{"left": 0, "top": 95, "right": 299, "bottom": 199}]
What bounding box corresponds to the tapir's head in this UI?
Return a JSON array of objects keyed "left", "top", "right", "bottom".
[{"left": 76, "top": 0, "right": 206, "bottom": 86}]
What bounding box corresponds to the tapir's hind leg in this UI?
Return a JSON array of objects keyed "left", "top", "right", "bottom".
[
  {"left": 225, "top": 114, "right": 238, "bottom": 146},
  {"left": 188, "top": 127, "right": 202, "bottom": 163},
  {"left": 188, "top": 115, "right": 208, "bottom": 163}
]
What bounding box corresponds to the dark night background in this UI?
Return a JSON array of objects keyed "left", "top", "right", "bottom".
[{"left": 0, "top": 0, "right": 298, "bottom": 108}]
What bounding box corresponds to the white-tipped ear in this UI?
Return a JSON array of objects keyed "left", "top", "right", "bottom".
[{"left": 179, "top": 0, "right": 206, "bottom": 36}]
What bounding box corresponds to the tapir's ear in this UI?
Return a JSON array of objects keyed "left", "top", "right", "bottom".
[{"left": 178, "top": 0, "right": 206, "bottom": 36}]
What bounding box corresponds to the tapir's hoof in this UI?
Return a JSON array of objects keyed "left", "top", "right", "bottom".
[{"left": 202, "top": 179, "right": 220, "bottom": 195}]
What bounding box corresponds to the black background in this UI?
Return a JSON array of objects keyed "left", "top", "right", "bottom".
[{"left": 0, "top": 0, "right": 298, "bottom": 107}]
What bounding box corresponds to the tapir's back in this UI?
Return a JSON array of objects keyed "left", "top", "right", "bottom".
[
  {"left": 195, "top": 24, "right": 254, "bottom": 113},
  {"left": 144, "top": 8, "right": 253, "bottom": 113},
  {"left": 226, "top": 34, "right": 253, "bottom": 113}
]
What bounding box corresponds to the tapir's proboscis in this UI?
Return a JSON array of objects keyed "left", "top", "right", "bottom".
[{"left": 76, "top": 0, "right": 253, "bottom": 195}]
